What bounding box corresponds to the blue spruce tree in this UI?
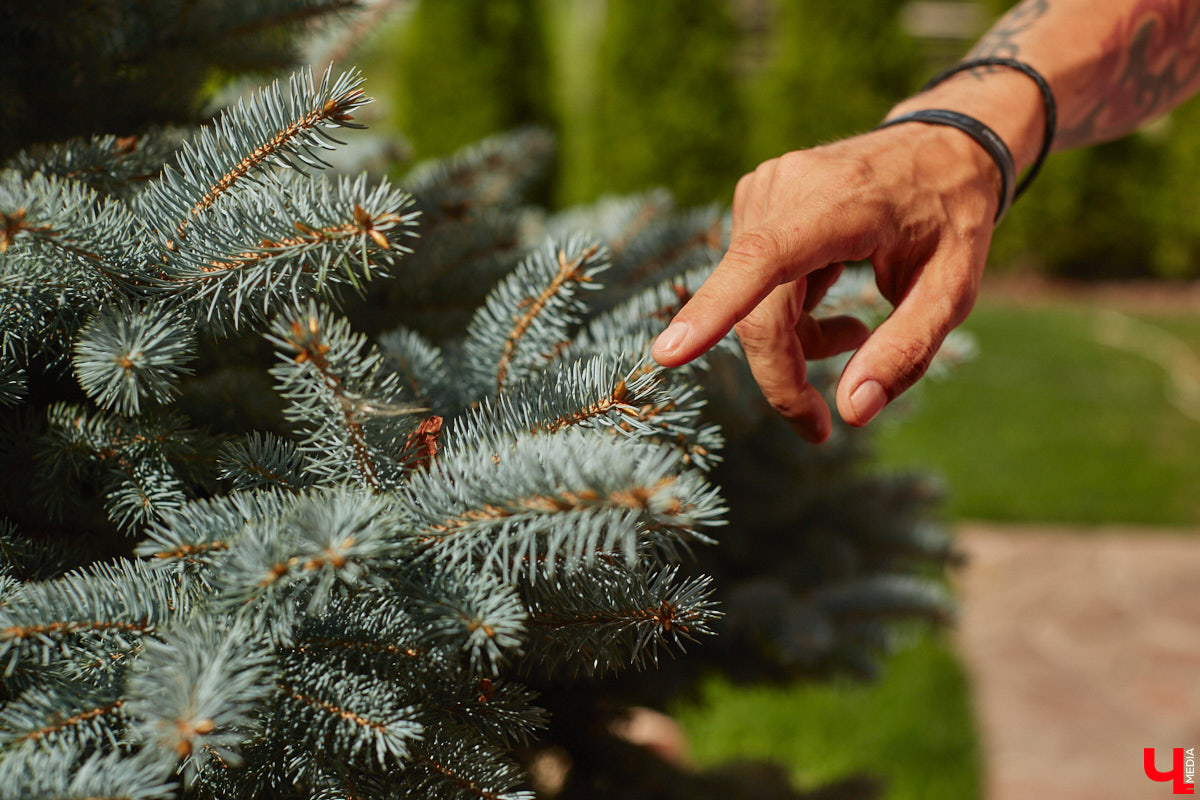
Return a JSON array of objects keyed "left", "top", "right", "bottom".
[{"left": 0, "top": 4, "right": 960, "bottom": 798}]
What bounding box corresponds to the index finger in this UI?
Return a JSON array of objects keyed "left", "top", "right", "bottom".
[{"left": 652, "top": 217, "right": 873, "bottom": 367}]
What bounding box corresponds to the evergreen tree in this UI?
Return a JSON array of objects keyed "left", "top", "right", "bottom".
[
  {"left": 0, "top": 4, "right": 961, "bottom": 797},
  {"left": 0, "top": 62, "right": 733, "bottom": 797}
]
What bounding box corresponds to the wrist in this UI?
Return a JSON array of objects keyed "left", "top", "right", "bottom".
[{"left": 886, "top": 69, "right": 1045, "bottom": 174}]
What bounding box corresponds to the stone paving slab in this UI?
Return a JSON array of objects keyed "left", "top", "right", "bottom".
[{"left": 954, "top": 525, "right": 1200, "bottom": 800}]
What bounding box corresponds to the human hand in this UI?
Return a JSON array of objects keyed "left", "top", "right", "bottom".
[{"left": 651, "top": 123, "right": 1002, "bottom": 442}]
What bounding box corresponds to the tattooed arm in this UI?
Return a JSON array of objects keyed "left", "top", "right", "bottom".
[
  {"left": 653, "top": 1, "right": 1198, "bottom": 442},
  {"left": 902, "top": 0, "right": 1200, "bottom": 154}
]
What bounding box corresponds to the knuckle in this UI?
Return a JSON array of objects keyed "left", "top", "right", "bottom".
[
  {"left": 753, "top": 159, "right": 777, "bottom": 181},
  {"left": 884, "top": 337, "right": 936, "bottom": 391},
  {"left": 733, "top": 175, "right": 753, "bottom": 217},
  {"left": 733, "top": 313, "right": 772, "bottom": 345},
  {"left": 777, "top": 149, "right": 814, "bottom": 174},
  {"left": 766, "top": 394, "right": 807, "bottom": 419},
  {"left": 734, "top": 173, "right": 753, "bottom": 199},
  {"left": 726, "top": 229, "right": 781, "bottom": 269},
  {"left": 943, "top": 273, "right": 980, "bottom": 325},
  {"left": 841, "top": 156, "right": 875, "bottom": 187}
]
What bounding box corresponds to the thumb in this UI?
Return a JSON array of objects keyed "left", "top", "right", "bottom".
[{"left": 835, "top": 257, "right": 978, "bottom": 426}]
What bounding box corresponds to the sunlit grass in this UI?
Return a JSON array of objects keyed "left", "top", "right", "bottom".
[
  {"left": 875, "top": 297, "right": 1200, "bottom": 525},
  {"left": 675, "top": 629, "right": 981, "bottom": 800}
]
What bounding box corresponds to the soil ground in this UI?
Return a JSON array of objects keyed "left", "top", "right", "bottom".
[
  {"left": 954, "top": 524, "right": 1200, "bottom": 800},
  {"left": 980, "top": 274, "right": 1200, "bottom": 314}
]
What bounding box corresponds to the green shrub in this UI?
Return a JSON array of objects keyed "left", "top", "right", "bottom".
[
  {"left": 387, "top": 0, "right": 554, "bottom": 161},
  {"left": 580, "top": 0, "right": 746, "bottom": 206}
]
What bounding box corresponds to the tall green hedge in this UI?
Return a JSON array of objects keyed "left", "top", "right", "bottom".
[
  {"left": 747, "top": 0, "right": 921, "bottom": 162},
  {"left": 994, "top": 106, "right": 1200, "bottom": 280},
  {"left": 387, "top": 0, "right": 553, "bottom": 160},
  {"left": 581, "top": 0, "right": 747, "bottom": 206}
]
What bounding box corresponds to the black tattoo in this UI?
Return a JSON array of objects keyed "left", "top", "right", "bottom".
[
  {"left": 1058, "top": 3, "right": 1200, "bottom": 146},
  {"left": 967, "top": 0, "right": 1051, "bottom": 70}
]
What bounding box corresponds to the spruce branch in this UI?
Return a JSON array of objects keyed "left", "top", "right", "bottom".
[
  {"left": 291, "top": 593, "right": 432, "bottom": 671},
  {"left": 386, "top": 206, "right": 524, "bottom": 321},
  {"left": 522, "top": 562, "right": 720, "bottom": 677},
  {"left": 814, "top": 264, "right": 891, "bottom": 318},
  {"left": 274, "top": 668, "right": 423, "bottom": 768},
  {"left": 1, "top": 749, "right": 175, "bottom": 800},
  {"left": 214, "top": 488, "right": 408, "bottom": 641},
  {"left": 217, "top": 432, "right": 316, "bottom": 492},
  {"left": 402, "top": 431, "right": 723, "bottom": 579},
  {"left": 463, "top": 235, "right": 608, "bottom": 396},
  {"left": 0, "top": 519, "right": 77, "bottom": 583},
  {"left": 0, "top": 676, "right": 125, "bottom": 758},
  {"left": 0, "top": 173, "right": 133, "bottom": 361},
  {"left": 6, "top": 130, "right": 187, "bottom": 198},
  {"left": 155, "top": 172, "right": 417, "bottom": 331},
  {"left": 37, "top": 403, "right": 196, "bottom": 491},
  {"left": 426, "top": 676, "right": 546, "bottom": 749},
  {"left": 404, "top": 127, "right": 554, "bottom": 225},
  {"left": 268, "top": 302, "right": 426, "bottom": 490},
  {"left": 73, "top": 303, "right": 197, "bottom": 416},
  {"left": 611, "top": 205, "right": 724, "bottom": 289},
  {"left": 36, "top": 402, "right": 200, "bottom": 533},
  {"left": 416, "top": 569, "right": 528, "bottom": 675},
  {"left": 140, "top": 66, "right": 370, "bottom": 244},
  {"left": 402, "top": 732, "right": 534, "bottom": 800},
  {"left": 136, "top": 490, "right": 296, "bottom": 567},
  {"left": 0, "top": 363, "right": 27, "bottom": 406},
  {"left": 307, "top": 766, "right": 395, "bottom": 800},
  {"left": 0, "top": 282, "right": 94, "bottom": 366},
  {"left": 0, "top": 171, "right": 135, "bottom": 268},
  {"left": 447, "top": 357, "right": 720, "bottom": 472},
  {"left": 103, "top": 460, "right": 189, "bottom": 534},
  {"left": 126, "top": 617, "right": 274, "bottom": 780},
  {"left": 447, "top": 357, "right": 655, "bottom": 448},
  {"left": 377, "top": 325, "right": 456, "bottom": 410},
  {"left": 568, "top": 268, "right": 717, "bottom": 366},
  {"left": 542, "top": 190, "right": 674, "bottom": 257},
  {"left": 0, "top": 559, "right": 190, "bottom": 674}
]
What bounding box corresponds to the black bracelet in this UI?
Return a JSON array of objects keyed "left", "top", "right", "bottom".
[
  {"left": 922, "top": 57, "right": 1057, "bottom": 201},
  {"left": 876, "top": 108, "right": 1017, "bottom": 222}
]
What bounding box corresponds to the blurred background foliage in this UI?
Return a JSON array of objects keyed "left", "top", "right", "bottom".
[{"left": 365, "top": 0, "right": 1200, "bottom": 280}]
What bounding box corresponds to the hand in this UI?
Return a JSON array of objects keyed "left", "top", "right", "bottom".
[{"left": 651, "top": 123, "right": 1001, "bottom": 442}]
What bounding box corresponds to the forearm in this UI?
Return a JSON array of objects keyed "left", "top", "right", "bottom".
[{"left": 889, "top": 0, "right": 1200, "bottom": 173}]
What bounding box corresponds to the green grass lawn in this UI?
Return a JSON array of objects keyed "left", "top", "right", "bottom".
[
  {"left": 875, "top": 296, "right": 1200, "bottom": 526},
  {"left": 675, "top": 628, "right": 981, "bottom": 800}
]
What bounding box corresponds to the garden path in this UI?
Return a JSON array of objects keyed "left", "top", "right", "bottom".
[{"left": 954, "top": 524, "right": 1200, "bottom": 800}]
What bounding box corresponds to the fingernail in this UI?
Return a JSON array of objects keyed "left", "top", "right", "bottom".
[
  {"left": 654, "top": 321, "right": 689, "bottom": 355},
  {"left": 850, "top": 380, "right": 887, "bottom": 424}
]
